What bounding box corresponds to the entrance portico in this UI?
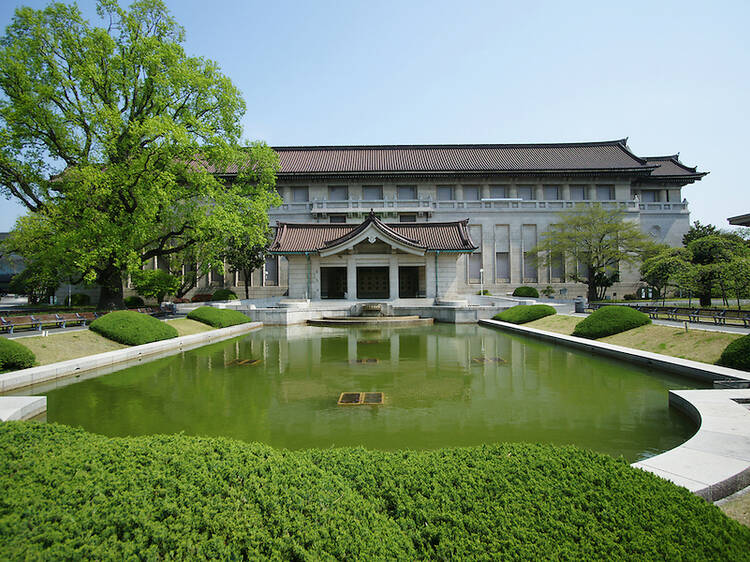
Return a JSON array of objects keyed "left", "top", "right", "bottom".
[{"left": 269, "top": 211, "right": 477, "bottom": 302}]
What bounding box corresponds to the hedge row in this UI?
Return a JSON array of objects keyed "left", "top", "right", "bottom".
[
  {"left": 717, "top": 334, "right": 750, "bottom": 372},
  {"left": 512, "top": 286, "right": 539, "bottom": 297},
  {"left": 187, "top": 306, "right": 251, "bottom": 328},
  {"left": 1, "top": 423, "right": 748, "bottom": 559},
  {"left": 573, "top": 306, "right": 651, "bottom": 339},
  {"left": 89, "top": 310, "right": 178, "bottom": 345},
  {"left": 0, "top": 337, "right": 35, "bottom": 371},
  {"left": 494, "top": 304, "right": 556, "bottom": 324}
]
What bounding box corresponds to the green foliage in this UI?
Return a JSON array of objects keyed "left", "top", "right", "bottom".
[
  {"left": 640, "top": 247, "right": 695, "bottom": 303},
  {"left": 0, "top": 1, "right": 280, "bottom": 308},
  {"left": 211, "top": 289, "right": 238, "bottom": 301},
  {"left": 541, "top": 285, "right": 555, "bottom": 297},
  {"left": 717, "top": 335, "right": 750, "bottom": 372},
  {"left": 131, "top": 270, "right": 180, "bottom": 304},
  {"left": 512, "top": 286, "right": 539, "bottom": 297},
  {"left": 534, "top": 206, "right": 652, "bottom": 302},
  {"left": 223, "top": 236, "right": 270, "bottom": 299},
  {"left": 476, "top": 289, "right": 491, "bottom": 295},
  {"left": 623, "top": 293, "right": 637, "bottom": 301},
  {"left": 682, "top": 221, "right": 719, "bottom": 246},
  {"left": 573, "top": 306, "right": 651, "bottom": 339},
  {"left": 494, "top": 304, "right": 556, "bottom": 324},
  {"left": 0, "top": 337, "right": 35, "bottom": 370},
  {"left": 187, "top": 306, "right": 250, "bottom": 328},
  {"left": 89, "top": 310, "right": 177, "bottom": 345},
  {"left": 64, "top": 293, "right": 91, "bottom": 307},
  {"left": 1, "top": 423, "right": 749, "bottom": 559},
  {"left": 124, "top": 295, "right": 145, "bottom": 308},
  {"left": 191, "top": 293, "right": 212, "bottom": 303}
]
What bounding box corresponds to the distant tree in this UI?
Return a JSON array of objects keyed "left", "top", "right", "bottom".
[
  {"left": 717, "top": 258, "right": 750, "bottom": 310},
  {"left": 682, "top": 221, "right": 719, "bottom": 246},
  {"left": 640, "top": 248, "right": 693, "bottom": 304},
  {"left": 686, "top": 235, "right": 749, "bottom": 306},
  {"left": 533, "top": 206, "right": 651, "bottom": 302},
  {"left": 223, "top": 237, "right": 270, "bottom": 299},
  {"left": 0, "top": 0, "right": 279, "bottom": 309},
  {"left": 131, "top": 269, "right": 180, "bottom": 304}
]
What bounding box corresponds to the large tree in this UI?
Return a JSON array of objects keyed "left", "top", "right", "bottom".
[
  {"left": 533, "top": 206, "right": 652, "bottom": 302},
  {"left": 223, "top": 236, "right": 270, "bottom": 300},
  {"left": 0, "top": 0, "right": 279, "bottom": 308}
]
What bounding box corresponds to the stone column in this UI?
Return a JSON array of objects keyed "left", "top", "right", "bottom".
[
  {"left": 481, "top": 184, "right": 490, "bottom": 200},
  {"left": 508, "top": 185, "right": 517, "bottom": 199},
  {"left": 659, "top": 189, "right": 668, "bottom": 202},
  {"left": 562, "top": 184, "right": 571, "bottom": 200},
  {"left": 535, "top": 186, "right": 544, "bottom": 201},
  {"left": 346, "top": 254, "right": 357, "bottom": 300},
  {"left": 426, "top": 254, "right": 436, "bottom": 299},
  {"left": 389, "top": 254, "right": 399, "bottom": 300}
]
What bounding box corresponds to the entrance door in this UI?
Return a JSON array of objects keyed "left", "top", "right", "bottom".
[
  {"left": 357, "top": 267, "right": 389, "bottom": 299},
  {"left": 321, "top": 267, "right": 347, "bottom": 299},
  {"left": 398, "top": 266, "right": 420, "bottom": 298}
]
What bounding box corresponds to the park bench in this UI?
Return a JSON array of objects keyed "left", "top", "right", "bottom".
[
  {"left": 59, "top": 313, "right": 87, "bottom": 328},
  {"left": 718, "top": 309, "right": 750, "bottom": 327},
  {"left": 75, "top": 311, "right": 99, "bottom": 325},
  {"left": 34, "top": 314, "right": 66, "bottom": 329},
  {"left": 0, "top": 315, "right": 41, "bottom": 333}
]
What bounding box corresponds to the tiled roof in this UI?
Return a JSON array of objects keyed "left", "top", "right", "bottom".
[
  {"left": 642, "top": 155, "right": 704, "bottom": 177},
  {"left": 273, "top": 140, "right": 649, "bottom": 174},
  {"left": 269, "top": 214, "right": 477, "bottom": 253}
]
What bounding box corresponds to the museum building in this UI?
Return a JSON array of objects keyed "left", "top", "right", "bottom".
[{"left": 200, "top": 139, "right": 706, "bottom": 301}]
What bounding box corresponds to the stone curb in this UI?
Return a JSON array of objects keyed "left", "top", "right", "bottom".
[
  {"left": 0, "top": 321, "right": 262, "bottom": 401},
  {"left": 479, "top": 318, "right": 750, "bottom": 501}
]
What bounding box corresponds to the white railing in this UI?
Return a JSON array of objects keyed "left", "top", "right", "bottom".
[{"left": 272, "top": 199, "right": 688, "bottom": 214}]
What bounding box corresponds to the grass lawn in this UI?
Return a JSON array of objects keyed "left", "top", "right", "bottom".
[
  {"left": 524, "top": 314, "right": 742, "bottom": 364},
  {"left": 10, "top": 318, "right": 213, "bottom": 366}
]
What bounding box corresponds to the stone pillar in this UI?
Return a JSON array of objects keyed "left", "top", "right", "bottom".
[
  {"left": 508, "top": 185, "right": 517, "bottom": 199},
  {"left": 481, "top": 184, "right": 490, "bottom": 200},
  {"left": 389, "top": 254, "right": 399, "bottom": 300},
  {"left": 562, "top": 184, "right": 570, "bottom": 200},
  {"left": 535, "top": 186, "right": 544, "bottom": 201},
  {"left": 659, "top": 189, "right": 668, "bottom": 202},
  {"left": 426, "top": 253, "right": 436, "bottom": 298},
  {"left": 346, "top": 254, "right": 357, "bottom": 300},
  {"left": 455, "top": 184, "right": 463, "bottom": 201}
]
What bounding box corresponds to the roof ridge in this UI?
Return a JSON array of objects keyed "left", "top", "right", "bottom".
[{"left": 271, "top": 139, "right": 629, "bottom": 151}]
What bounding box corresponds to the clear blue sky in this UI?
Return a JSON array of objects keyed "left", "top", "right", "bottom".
[{"left": 1, "top": 0, "right": 748, "bottom": 230}]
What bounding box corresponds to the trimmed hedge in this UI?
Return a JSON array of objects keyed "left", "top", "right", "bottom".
[
  {"left": 573, "top": 305, "right": 651, "bottom": 339},
  {"left": 1, "top": 423, "right": 749, "bottom": 559},
  {"left": 89, "top": 310, "right": 178, "bottom": 346},
  {"left": 494, "top": 304, "right": 556, "bottom": 324},
  {"left": 64, "top": 293, "right": 91, "bottom": 306},
  {"left": 717, "top": 334, "right": 750, "bottom": 372},
  {"left": 0, "top": 338, "right": 35, "bottom": 371},
  {"left": 124, "top": 295, "right": 145, "bottom": 308},
  {"left": 187, "top": 306, "right": 251, "bottom": 328},
  {"left": 191, "top": 293, "right": 212, "bottom": 303},
  {"left": 512, "top": 286, "right": 539, "bottom": 297},
  {"left": 211, "top": 289, "right": 238, "bottom": 301}
]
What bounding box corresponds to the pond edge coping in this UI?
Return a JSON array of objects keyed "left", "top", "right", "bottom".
[
  {"left": 479, "top": 318, "right": 750, "bottom": 502},
  {"left": 0, "top": 321, "right": 263, "bottom": 420}
]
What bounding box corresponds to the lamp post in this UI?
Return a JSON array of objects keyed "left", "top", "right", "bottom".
[{"left": 480, "top": 268, "right": 484, "bottom": 297}]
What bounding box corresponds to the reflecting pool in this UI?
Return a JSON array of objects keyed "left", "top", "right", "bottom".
[{"left": 36, "top": 324, "right": 705, "bottom": 461}]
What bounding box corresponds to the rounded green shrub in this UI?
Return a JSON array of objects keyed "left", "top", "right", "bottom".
[
  {"left": 1, "top": 423, "right": 749, "bottom": 560},
  {"left": 494, "top": 304, "right": 556, "bottom": 324},
  {"left": 89, "top": 310, "right": 178, "bottom": 345},
  {"left": 0, "top": 338, "right": 35, "bottom": 371},
  {"left": 717, "top": 334, "right": 750, "bottom": 372},
  {"left": 124, "top": 295, "right": 145, "bottom": 308},
  {"left": 187, "top": 306, "right": 251, "bottom": 328},
  {"left": 512, "top": 286, "right": 539, "bottom": 298},
  {"left": 572, "top": 306, "right": 650, "bottom": 339},
  {"left": 212, "top": 289, "right": 238, "bottom": 301},
  {"left": 64, "top": 293, "right": 90, "bottom": 306}
]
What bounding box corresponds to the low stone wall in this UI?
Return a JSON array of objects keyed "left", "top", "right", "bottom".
[{"left": 479, "top": 318, "right": 750, "bottom": 501}]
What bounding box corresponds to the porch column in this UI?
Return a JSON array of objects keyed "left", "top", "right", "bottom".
[
  {"left": 346, "top": 254, "right": 357, "bottom": 300},
  {"left": 389, "top": 255, "right": 399, "bottom": 300}
]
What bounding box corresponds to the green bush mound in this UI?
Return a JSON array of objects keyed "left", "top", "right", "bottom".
[
  {"left": 494, "top": 304, "right": 556, "bottom": 324},
  {"left": 89, "top": 310, "right": 178, "bottom": 345},
  {"left": 717, "top": 334, "right": 750, "bottom": 372},
  {"left": 0, "top": 338, "right": 35, "bottom": 371},
  {"left": 1, "top": 423, "right": 748, "bottom": 559},
  {"left": 211, "top": 288, "right": 238, "bottom": 301},
  {"left": 123, "top": 295, "right": 145, "bottom": 308},
  {"left": 512, "top": 286, "right": 539, "bottom": 297},
  {"left": 573, "top": 305, "right": 651, "bottom": 339},
  {"left": 187, "top": 306, "right": 251, "bottom": 328}
]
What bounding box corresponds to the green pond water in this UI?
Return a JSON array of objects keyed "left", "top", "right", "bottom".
[{"left": 37, "top": 324, "right": 705, "bottom": 462}]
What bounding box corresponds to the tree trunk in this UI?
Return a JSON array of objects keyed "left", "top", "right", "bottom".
[
  {"left": 97, "top": 264, "right": 124, "bottom": 310},
  {"left": 699, "top": 292, "right": 711, "bottom": 307},
  {"left": 243, "top": 268, "right": 250, "bottom": 299}
]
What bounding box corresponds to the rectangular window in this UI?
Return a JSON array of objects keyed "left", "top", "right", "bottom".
[
  {"left": 518, "top": 186, "right": 534, "bottom": 200},
  {"left": 495, "top": 252, "right": 509, "bottom": 280},
  {"left": 328, "top": 185, "right": 348, "bottom": 201},
  {"left": 329, "top": 215, "right": 346, "bottom": 223},
  {"left": 551, "top": 252, "right": 564, "bottom": 280},
  {"left": 399, "top": 214, "right": 417, "bottom": 222},
  {"left": 362, "top": 185, "right": 383, "bottom": 200},
  {"left": 641, "top": 190, "right": 658, "bottom": 202},
  {"left": 463, "top": 185, "right": 480, "bottom": 200},
  {"left": 469, "top": 254, "right": 482, "bottom": 284},
  {"left": 397, "top": 185, "right": 417, "bottom": 200},
  {"left": 543, "top": 185, "right": 560, "bottom": 200},
  {"left": 596, "top": 185, "right": 614, "bottom": 201},
  {"left": 291, "top": 186, "right": 309, "bottom": 202},
  {"left": 570, "top": 185, "right": 586, "bottom": 200},
  {"left": 437, "top": 186, "right": 454, "bottom": 200},
  {"left": 522, "top": 224, "right": 537, "bottom": 282},
  {"left": 490, "top": 185, "right": 508, "bottom": 198},
  {"left": 264, "top": 256, "right": 279, "bottom": 286}
]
